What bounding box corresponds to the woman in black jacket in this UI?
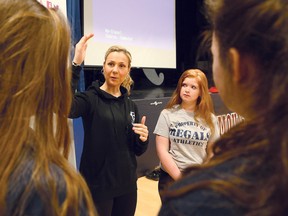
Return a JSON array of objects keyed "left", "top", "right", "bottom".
[{"left": 70, "top": 35, "right": 149, "bottom": 216}]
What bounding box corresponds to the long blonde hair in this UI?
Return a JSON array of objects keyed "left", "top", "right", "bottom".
[
  {"left": 166, "top": 69, "right": 215, "bottom": 134},
  {"left": 0, "top": 0, "right": 96, "bottom": 215}
]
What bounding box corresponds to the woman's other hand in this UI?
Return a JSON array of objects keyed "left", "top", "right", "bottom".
[{"left": 132, "top": 116, "right": 149, "bottom": 142}]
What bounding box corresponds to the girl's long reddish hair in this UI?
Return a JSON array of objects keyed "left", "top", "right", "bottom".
[{"left": 166, "top": 69, "right": 216, "bottom": 134}]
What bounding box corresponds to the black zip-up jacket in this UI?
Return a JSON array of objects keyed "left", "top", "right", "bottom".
[{"left": 69, "top": 65, "right": 148, "bottom": 201}]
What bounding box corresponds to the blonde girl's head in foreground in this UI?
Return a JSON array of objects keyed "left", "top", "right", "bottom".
[
  {"left": 0, "top": 0, "right": 95, "bottom": 215},
  {"left": 103, "top": 45, "right": 134, "bottom": 94}
]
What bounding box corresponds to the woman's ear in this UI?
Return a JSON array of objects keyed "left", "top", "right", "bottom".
[
  {"left": 229, "top": 48, "right": 254, "bottom": 85},
  {"left": 229, "top": 48, "right": 241, "bottom": 83}
]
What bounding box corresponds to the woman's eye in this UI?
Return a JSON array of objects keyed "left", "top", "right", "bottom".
[{"left": 119, "top": 64, "right": 126, "bottom": 68}]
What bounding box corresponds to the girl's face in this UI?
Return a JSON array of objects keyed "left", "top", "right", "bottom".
[
  {"left": 103, "top": 51, "right": 130, "bottom": 88},
  {"left": 180, "top": 77, "right": 201, "bottom": 106}
]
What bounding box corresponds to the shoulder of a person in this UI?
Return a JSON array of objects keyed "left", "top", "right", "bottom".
[
  {"left": 159, "top": 109, "right": 171, "bottom": 117},
  {"left": 174, "top": 157, "right": 244, "bottom": 190},
  {"left": 127, "top": 96, "right": 136, "bottom": 105},
  {"left": 211, "top": 113, "right": 218, "bottom": 121},
  {"left": 126, "top": 97, "right": 139, "bottom": 114},
  {"left": 162, "top": 105, "right": 180, "bottom": 114},
  {"left": 75, "top": 81, "right": 100, "bottom": 100},
  {"left": 163, "top": 160, "right": 246, "bottom": 216},
  {"left": 86, "top": 80, "right": 100, "bottom": 92},
  {"left": 161, "top": 189, "right": 242, "bottom": 216}
]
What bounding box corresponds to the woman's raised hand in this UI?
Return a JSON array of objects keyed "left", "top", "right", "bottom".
[{"left": 72, "top": 33, "right": 94, "bottom": 65}]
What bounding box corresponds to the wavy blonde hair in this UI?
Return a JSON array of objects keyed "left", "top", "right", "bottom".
[{"left": 0, "top": 0, "right": 96, "bottom": 215}]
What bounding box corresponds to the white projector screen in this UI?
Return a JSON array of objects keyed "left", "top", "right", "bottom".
[{"left": 83, "top": 0, "right": 176, "bottom": 69}]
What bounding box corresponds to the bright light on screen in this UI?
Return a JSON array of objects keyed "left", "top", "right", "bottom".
[{"left": 83, "top": 0, "right": 176, "bottom": 68}]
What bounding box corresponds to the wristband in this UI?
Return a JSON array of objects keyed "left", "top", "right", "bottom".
[{"left": 72, "top": 61, "right": 81, "bottom": 67}]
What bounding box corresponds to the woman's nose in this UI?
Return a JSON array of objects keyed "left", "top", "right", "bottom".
[{"left": 112, "top": 66, "right": 119, "bottom": 73}]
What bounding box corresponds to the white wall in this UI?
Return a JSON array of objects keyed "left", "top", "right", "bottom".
[{"left": 37, "top": 0, "right": 67, "bottom": 16}]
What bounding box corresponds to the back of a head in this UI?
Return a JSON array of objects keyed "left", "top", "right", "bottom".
[
  {"left": 206, "top": 0, "right": 288, "bottom": 112},
  {"left": 0, "top": 1, "right": 97, "bottom": 215},
  {"left": 203, "top": 0, "right": 288, "bottom": 214},
  {"left": 0, "top": 0, "right": 72, "bottom": 156}
]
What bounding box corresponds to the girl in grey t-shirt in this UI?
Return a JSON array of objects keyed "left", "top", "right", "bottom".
[{"left": 154, "top": 69, "right": 220, "bottom": 202}]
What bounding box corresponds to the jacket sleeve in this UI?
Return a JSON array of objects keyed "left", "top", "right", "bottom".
[
  {"left": 69, "top": 65, "right": 91, "bottom": 119},
  {"left": 133, "top": 102, "right": 149, "bottom": 156},
  {"left": 71, "top": 64, "right": 82, "bottom": 92}
]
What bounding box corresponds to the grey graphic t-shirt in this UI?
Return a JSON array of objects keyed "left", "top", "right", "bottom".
[{"left": 154, "top": 105, "right": 220, "bottom": 171}]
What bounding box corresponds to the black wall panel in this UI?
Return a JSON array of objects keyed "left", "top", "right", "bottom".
[{"left": 133, "top": 97, "right": 170, "bottom": 176}]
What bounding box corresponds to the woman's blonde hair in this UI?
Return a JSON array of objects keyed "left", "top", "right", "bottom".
[
  {"left": 103, "top": 45, "right": 134, "bottom": 94},
  {"left": 0, "top": 0, "right": 96, "bottom": 215},
  {"left": 166, "top": 69, "right": 215, "bottom": 134}
]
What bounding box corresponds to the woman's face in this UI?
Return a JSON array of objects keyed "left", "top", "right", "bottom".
[
  {"left": 103, "top": 51, "right": 130, "bottom": 88},
  {"left": 180, "top": 77, "right": 201, "bottom": 106}
]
